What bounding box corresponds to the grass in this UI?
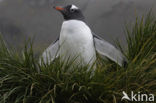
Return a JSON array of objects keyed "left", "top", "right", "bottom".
[{"left": 0, "top": 13, "right": 156, "bottom": 103}]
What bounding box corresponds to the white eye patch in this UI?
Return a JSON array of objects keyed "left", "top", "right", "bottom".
[{"left": 71, "top": 5, "right": 78, "bottom": 10}]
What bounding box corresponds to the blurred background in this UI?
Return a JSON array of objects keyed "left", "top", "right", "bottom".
[{"left": 0, "top": 0, "right": 155, "bottom": 53}]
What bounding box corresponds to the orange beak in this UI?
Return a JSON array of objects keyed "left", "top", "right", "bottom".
[{"left": 54, "top": 6, "right": 64, "bottom": 11}]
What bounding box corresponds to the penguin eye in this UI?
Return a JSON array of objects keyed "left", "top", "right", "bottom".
[{"left": 70, "top": 8, "right": 75, "bottom": 12}]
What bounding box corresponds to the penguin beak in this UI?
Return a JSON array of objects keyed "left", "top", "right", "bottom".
[{"left": 53, "top": 6, "right": 65, "bottom": 11}]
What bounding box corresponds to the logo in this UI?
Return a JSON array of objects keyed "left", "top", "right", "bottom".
[{"left": 121, "top": 91, "right": 155, "bottom": 102}]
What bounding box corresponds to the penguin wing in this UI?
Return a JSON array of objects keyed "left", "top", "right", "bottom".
[
  {"left": 93, "top": 33, "right": 127, "bottom": 67},
  {"left": 40, "top": 38, "right": 59, "bottom": 64}
]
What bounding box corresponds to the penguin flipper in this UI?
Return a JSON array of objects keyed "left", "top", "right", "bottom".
[
  {"left": 93, "top": 33, "right": 127, "bottom": 67},
  {"left": 40, "top": 38, "right": 59, "bottom": 64}
]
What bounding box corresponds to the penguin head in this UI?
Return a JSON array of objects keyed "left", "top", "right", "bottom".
[{"left": 54, "top": 4, "right": 84, "bottom": 21}]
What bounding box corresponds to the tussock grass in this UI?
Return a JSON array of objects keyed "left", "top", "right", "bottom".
[{"left": 0, "top": 13, "right": 156, "bottom": 103}]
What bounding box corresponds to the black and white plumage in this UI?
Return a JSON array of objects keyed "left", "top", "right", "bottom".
[{"left": 41, "top": 4, "right": 127, "bottom": 67}]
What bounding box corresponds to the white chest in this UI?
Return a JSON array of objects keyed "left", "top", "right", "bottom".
[
  {"left": 59, "top": 20, "right": 96, "bottom": 65},
  {"left": 60, "top": 20, "right": 92, "bottom": 44}
]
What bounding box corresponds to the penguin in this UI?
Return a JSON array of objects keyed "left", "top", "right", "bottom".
[{"left": 40, "top": 4, "right": 127, "bottom": 68}]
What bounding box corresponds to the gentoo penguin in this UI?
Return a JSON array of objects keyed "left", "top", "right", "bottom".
[{"left": 40, "top": 4, "right": 127, "bottom": 68}]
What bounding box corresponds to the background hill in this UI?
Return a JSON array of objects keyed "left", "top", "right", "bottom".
[{"left": 0, "top": 0, "right": 155, "bottom": 52}]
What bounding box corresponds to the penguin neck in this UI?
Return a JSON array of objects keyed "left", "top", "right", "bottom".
[
  {"left": 63, "top": 19, "right": 83, "bottom": 23},
  {"left": 64, "top": 17, "right": 85, "bottom": 22}
]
